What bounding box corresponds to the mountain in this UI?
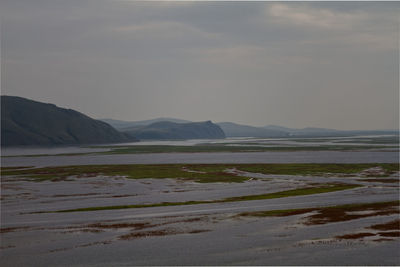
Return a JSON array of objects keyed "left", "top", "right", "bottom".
[
  {"left": 1, "top": 96, "right": 136, "bottom": 147},
  {"left": 217, "top": 122, "right": 288, "bottom": 138},
  {"left": 101, "top": 117, "right": 191, "bottom": 130},
  {"left": 123, "top": 121, "right": 225, "bottom": 140}
]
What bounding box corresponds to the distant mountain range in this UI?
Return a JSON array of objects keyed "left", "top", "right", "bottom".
[
  {"left": 1, "top": 96, "right": 397, "bottom": 147},
  {"left": 103, "top": 118, "right": 398, "bottom": 138},
  {"left": 101, "top": 118, "right": 191, "bottom": 131},
  {"left": 1, "top": 96, "right": 136, "bottom": 146}
]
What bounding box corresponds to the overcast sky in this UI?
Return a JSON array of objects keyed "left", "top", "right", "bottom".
[{"left": 1, "top": 1, "right": 399, "bottom": 130}]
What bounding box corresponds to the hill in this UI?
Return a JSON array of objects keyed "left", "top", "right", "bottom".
[
  {"left": 217, "top": 122, "right": 288, "bottom": 138},
  {"left": 101, "top": 118, "right": 191, "bottom": 130},
  {"left": 123, "top": 121, "right": 225, "bottom": 140},
  {"left": 1, "top": 96, "right": 136, "bottom": 146}
]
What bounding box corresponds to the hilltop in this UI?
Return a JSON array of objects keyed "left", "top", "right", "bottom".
[{"left": 1, "top": 96, "right": 136, "bottom": 146}]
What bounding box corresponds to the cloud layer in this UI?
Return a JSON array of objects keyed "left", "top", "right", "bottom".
[{"left": 2, "top": 1, "right": 398, "bottom": 130}]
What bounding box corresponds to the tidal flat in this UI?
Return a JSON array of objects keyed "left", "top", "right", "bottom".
[{"left": 1, "top": 138, "right": 399, "bottom": 266}]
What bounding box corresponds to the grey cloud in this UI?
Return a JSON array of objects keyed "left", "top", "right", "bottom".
[{"left": 1, "top": 1, "right": 398, "bottom": 130}]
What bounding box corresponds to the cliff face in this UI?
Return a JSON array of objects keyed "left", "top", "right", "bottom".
[
  {"left": 1, "top": 96, "right": 136, "bottom": 146},
  {"left": 123, "top": 120, "right": 226, "bottom": 140}
]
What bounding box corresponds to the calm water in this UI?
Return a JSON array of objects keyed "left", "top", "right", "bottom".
[{"left": 1, "top": 151, "right": 398, "bottom": 167}]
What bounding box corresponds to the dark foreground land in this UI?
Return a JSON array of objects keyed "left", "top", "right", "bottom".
[{"left": 1, "top": 161, "right": 399, "bottom": 266}]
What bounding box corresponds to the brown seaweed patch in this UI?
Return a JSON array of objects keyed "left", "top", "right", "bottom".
[
  {"left": 62, "top": 228, "right": 104, "bottom": 234},
  {"left": 110, "top": 194, "right": 138, "bottom": 198},
  {"left": 188, "top": 229, "right": 210, "bottom": 234},
  {"left": 0, "top": 226, "right": 31, "bottom": 234},
  {"left": 334, "top": 220, "right": 400, "bottom": 241},
  {"left": 378, "top": 231, "right": 400, "bottom": 237},
  {"left": 305, "top": 201, "right": 399, "bottom": 225},
  {"left": 336, "top": 232, "right": 376, "bottom": 239},
  {"left": 118, "top": 228, "right": 180, "bottom": 240},
  {"left": 368, "top": 219, "right": 400, "bottom": 231},
  {"left": 182, "top": 217, "right": 206, "bottom": 223},
  {"left": 238, "top": 201, "right": 399, "bottom": 226},
  {"left": 87, "top": 222, "right": 153, "bottom": 230}
]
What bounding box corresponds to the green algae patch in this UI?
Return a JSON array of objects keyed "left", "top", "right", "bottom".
[
  {"left": 1, "top": 164, "right": 248, "bottom": 183},
  {"left": 43, "top": 183, "right": 360, "bottom": 213}
]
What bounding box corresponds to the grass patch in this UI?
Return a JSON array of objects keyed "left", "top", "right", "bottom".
[
  {"left": 1, "top": 164, "right": 248, "bottom": 183},
  {"left": 43, "top": 183, "right": 360, "bottom": 213},
  {"left": 2, "top": 163, "right": 398, "bottom": 182},
  {"left": 118, "top": 229, "right": 179, "bottom": 240}
]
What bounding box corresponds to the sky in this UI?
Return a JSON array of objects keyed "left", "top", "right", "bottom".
[{"left": 1, "top": 1, "right": 399, "bottom": 130}]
